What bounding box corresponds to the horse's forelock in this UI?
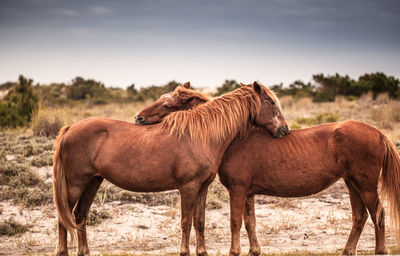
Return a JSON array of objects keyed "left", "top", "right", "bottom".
[{"left": 264, "top": 86, "right": 282, "bottom": 111}]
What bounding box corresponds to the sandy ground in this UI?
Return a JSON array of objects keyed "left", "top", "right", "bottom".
[{"left": 0, "top": 168, "right": 397, "bottom": 256}]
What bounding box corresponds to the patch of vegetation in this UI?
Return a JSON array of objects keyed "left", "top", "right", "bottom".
[
  {"left": 296, "top": 112, "right": 340, "bottom": 126},
  {"left": 206, "top": 180, "right": 229, "bottom": 210},
  {"left": 0, "top": 133, "right": 53, "bottom": 207},
  {"left": 0, "top": 218, "right": 29, "bottom": 236},
  {"left": 0, "top": 75, "right": 38, "bottom": 127},
  {"left": 290, "top": 122, "right": 302, "bottom": 129},
  {"left": 31, "top": 104, "right": 69, "bottom": 137},
  {"left": 95, "top": 184, "right": 179, "bottom": 207},
  {"left": 15, "top": 186, "right": 53, "bottom": 207},
  {"left": 30, "top": 151, "right": 53, "bottom": 167},
  {"left": 86, "top": 208, "right": 111, "bottom": 226}
]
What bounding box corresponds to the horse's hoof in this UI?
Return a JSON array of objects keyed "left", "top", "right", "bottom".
[
  {"left": 341, "top": 249, "right": 356, "bottom": 256},
  {"left": 375, "top": 248, "right": 389, "bottom": 255},
  {"left": 197, "top": 252, "right": 208, "bottom": 256},
  {"left": 56, "top": 251, "right": 68, "bottom": 256},
  {"left": 77, "top": 252, "right": 90, "bottom": 256},
  {"left": 180, "top": 251, "right": 190, "bottom": 256},
  {"left": 248, "top": 248, "right": 261, "bottom": 256},
  {"left": 229, "top": 249, "right": 241, "bottom": 256}
]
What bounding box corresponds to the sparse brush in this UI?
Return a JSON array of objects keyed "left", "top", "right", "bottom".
[
  {"left": 30, "top": 151, "right": 53, "bottom": 167},
  {"left": 86, "top": 208, "right": 111, "bottom": 226},
  {"left": 279, "top": 95, "right": 294, "bottom": 109},
  {"left": 15, "top": 186, "right": 53, "bottom": 207},
  {"left": 370, "top": 100, "right": 400, "bottom": 130},
  {"left": 207, "top": 180, "right": 228, "bottom": 210},
  {"left": 296, "top": 112, "right": 339, "bottom": 126},
  {"left": 0, "top": 217, "right": 29, "bottom": 236},
  {"left": 31, "top": 103, "right": 71, "bottom": 137}
]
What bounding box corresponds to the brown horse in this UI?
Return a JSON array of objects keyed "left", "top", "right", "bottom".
[
  {"left": 136, "top": 86, "right": 400, "bottom": 256},
  {"left": 53, "top": 82, "right": 289, "bottom": 256}
]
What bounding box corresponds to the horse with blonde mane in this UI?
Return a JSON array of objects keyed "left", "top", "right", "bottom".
[
  {"left": 136, "top": 83, "right": 400, "bottom": 256},
  {"left": 53, "top": 82, "right": 289, "bottom": 256}
]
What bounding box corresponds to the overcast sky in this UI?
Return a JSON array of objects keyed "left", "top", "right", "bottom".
[{"left": 0, "top": 0, "right": 399, "bottom": 88}]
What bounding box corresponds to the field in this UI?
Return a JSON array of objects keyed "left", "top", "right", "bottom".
[{"left": 1, "top": 93, "right": 400, "bottom": 255}]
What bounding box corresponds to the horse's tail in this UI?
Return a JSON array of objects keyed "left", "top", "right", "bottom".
[
  {"left": 379, "top": 133, "right": 400, "bottom": 245},
  {"left": 53, "top": 125, "right": 76, "bottom": 243}
]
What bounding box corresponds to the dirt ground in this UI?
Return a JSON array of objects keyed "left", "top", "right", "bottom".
[{"left": 0, "top": 164, "right": 397, "bottom": 256}]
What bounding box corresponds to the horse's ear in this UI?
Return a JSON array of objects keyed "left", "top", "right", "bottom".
[
  {"left": 182, "top": 82, "right": 190, "bottom": 89},
  {"left": 253, "top": 81, "right": 262, "bottom": 95},
  {"left": 240, "top": 82, "right": 246, "bottom": 87}
]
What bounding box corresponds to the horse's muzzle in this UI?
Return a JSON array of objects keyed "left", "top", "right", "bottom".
[
  {"left": 134, "top": 115, "right": 145, "bottom": 125},
  {"left": 274, "top": 125, "right": 290, "bottom": 138}
]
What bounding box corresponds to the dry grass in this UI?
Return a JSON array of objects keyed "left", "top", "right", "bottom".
[
  {"left": 0, "top": 218, "right": 29, "bottom": 236},
  {"left": 280, "top": 93, "right": 400, "bottom": 142}
]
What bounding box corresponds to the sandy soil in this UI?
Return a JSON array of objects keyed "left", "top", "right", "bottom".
[{"left": 0, "top": 168, "right": 397, "bottom": 256}]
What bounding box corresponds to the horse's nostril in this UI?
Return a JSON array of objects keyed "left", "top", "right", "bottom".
[{"left": 135, "top": 115, "right": 145, "bottom": 124}]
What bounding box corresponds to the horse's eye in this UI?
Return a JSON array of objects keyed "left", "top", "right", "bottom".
[
  {"left": 163, "top": 104, "right": 173, "bottom": 109},
  {"left": 270, "top": 100, "right": 275, "bottom": 105}
]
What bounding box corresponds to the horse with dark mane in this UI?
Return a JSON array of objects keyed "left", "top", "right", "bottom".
[
  {"left": 136, "top": 83, "right": 400, "bottom": 256},
  {"left": 53, "top": 82, "right": 288, "bottom": 256}
]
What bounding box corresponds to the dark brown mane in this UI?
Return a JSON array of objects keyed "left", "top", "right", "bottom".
[{"left": 161, "top": 86, "right": 261, "bottom": 145}]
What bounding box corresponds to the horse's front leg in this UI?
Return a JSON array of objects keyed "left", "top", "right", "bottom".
[
  {"left": 56, "top": 222, "right": 68, "bottom": 256},
  {"left": 229, "top": 186, "right": 248, "bottom": 256},
  {"left": 179, "top": 183, "right": 200, "bottom": 256},
  {"left": 193, "top": 184, "right": 210, "bottom": 256},
  {"left": 244, "top": 195, "right": 261, "bottom": 256}
]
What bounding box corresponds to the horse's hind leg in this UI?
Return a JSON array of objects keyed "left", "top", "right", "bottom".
[
  {"left": 342, "top": 180, "right": 368, "bottom": 256},
  {"left": 74, "top": 176, "right": 104, "bottom": 256},
  {"left": 244, "top": 195, "right": 260, "bottom": 256},
  {"left": 358, "top": 188, "right": 388, "bottom": 254}
]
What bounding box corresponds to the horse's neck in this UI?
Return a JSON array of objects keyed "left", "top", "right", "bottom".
[{"left": 207, "top": 129, "right": 242, "bottom": 164}]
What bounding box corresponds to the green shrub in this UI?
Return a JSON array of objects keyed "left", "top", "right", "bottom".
[
  {"left": 0, "top": 75, "right": 38, "bottom": 127},
  {"left": 0, "top": 102, "right": 26, "bottom": 127}
]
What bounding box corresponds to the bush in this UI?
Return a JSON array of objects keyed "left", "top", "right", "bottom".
[
  {"left": 31, "top": 104, "right": 70, "bottom": 137},
  {"left": 214, "top": 80, "right": 240, "bottom": 96},
  {"left": 0, "top": 218, "right": 29, "bottom": 236},
  {"left": 0, "top": 102, "right": 26, "bottom": 127},
  {"left": 0, "top": 75, "right": 38, "bottom": 127},
  {"left": 15, "top": 186, "right": 53, "bottom": 207},
  {"left": 86, "top": 208, "right": 111, "bottom": 226}
]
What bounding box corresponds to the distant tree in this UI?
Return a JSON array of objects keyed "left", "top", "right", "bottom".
[
  {"left": 127, "top": 83, "right": 137, "bottom": 97},
  {"left": 66, "top": 76, "right": 111, "bottom": 104},
  {"left": 359, "top": 72, "right": 400, "bottom": 99},
  {"left": 214, "top": 80, "right": 240, "bottom": 96}
]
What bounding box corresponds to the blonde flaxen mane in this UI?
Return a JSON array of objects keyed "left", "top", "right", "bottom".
[{"left": 161, "top": 85, "right": 262, "bottom": 146}]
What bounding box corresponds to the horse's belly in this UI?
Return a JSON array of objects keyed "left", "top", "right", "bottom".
[
  {"left": 252, "top": 168, "right": 341, "bottom": 197},
  {"left": 99, "top": 166, "right": 177, "bottom": 192}
]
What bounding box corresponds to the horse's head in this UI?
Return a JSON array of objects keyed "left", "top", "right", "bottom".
[
  {"left": 246, "top": 81, "right": 290, "bottom": 138},
  {"left": 134, "top": 82, "right": 210, "bottom": 125}
]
